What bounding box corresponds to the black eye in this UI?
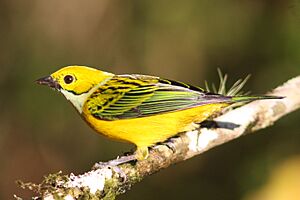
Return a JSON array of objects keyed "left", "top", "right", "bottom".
[{"left": 64, "top": 75, "right": 74, "bottom": 84}]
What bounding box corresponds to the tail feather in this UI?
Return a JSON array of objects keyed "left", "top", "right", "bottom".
[{"left": 230, "top": 95, "right": 284, "bottom": 103}]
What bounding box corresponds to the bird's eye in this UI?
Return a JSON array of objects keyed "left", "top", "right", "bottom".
[{"left": 64, "top": 75, "right": 74, "bottom": 84}]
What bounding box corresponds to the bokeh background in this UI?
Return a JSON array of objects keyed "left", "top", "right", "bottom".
[{"left": 0, "top": 0, "right": 299, "bottom": 199}]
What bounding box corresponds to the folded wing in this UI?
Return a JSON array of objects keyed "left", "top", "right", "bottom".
[{"left": 86, "top": 75, "right": 230, "bottom": 120}]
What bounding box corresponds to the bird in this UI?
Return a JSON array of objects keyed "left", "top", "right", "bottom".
[{"left": 36, "top": 65, "right": 282, "bottom": 163}]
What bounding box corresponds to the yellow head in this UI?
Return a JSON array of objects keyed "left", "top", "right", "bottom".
[{"left": 37, "top": 65, "right": 114, "bottom": 112}]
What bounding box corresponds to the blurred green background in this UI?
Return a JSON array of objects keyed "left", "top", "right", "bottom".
[{"left": 0, "top": 0, "right": 300, "bottom": 199}]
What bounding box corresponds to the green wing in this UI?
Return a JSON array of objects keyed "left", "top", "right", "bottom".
[{"left": 86, "top": 75, "right": 230, "bottom": 120}]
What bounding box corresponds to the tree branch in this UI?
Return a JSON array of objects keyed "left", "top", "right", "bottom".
[{"left": 26, "top": 76, "right": 300, "bottom": 200}]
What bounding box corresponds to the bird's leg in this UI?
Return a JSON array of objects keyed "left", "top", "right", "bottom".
[
  {"left": 93, "top": 146, "right": 150, "bottom": 170},
  {"left": 93, "top": 154, "right": 136, "bottom": 169},
  {"left": 135, "top": 146, "right": 149, "bottom": 160}
]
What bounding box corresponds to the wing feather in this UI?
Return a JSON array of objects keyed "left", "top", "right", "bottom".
[{"left": 86, "top": 75, "right": 230, "bottom": 120}]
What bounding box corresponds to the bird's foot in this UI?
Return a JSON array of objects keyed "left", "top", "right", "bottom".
[
  {"left": 154, "top": 136, "right": 179, "bottom": 153},
  {"left": 92, "top": 155, "right": 136, "bottom": 182}
]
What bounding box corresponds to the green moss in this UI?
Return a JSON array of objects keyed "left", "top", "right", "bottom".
[{"left": 17, "top": 171, "right": 70, "bottom": 199}]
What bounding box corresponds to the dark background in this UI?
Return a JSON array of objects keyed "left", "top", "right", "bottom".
[{"left": 0, "top": 1, "right": 299, "bottom": 199}]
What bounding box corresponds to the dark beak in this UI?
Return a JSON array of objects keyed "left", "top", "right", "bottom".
[{"left": 36, "top": 76, "right": 61, "bottom": 90}]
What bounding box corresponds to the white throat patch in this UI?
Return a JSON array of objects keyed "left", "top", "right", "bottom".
[{"left": 60, "top": 90, "right": 90, "bottom": 113}]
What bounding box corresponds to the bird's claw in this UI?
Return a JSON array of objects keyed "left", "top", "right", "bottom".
[
  {"left": 93, "top": 161, "right": 127, "bottom": 182},
  {"left": 164, "top": 139, "right": 177, "bottom": 153},
  {"left": 154, "top": 137, "right": 178, "bottom": 153},
  {"left": 92, "top": 155, "right": 137, "bottom": 182}
]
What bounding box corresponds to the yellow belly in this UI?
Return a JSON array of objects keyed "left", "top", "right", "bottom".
[{"left": 82, "top": 103, "right": 228, "bottom": 148}]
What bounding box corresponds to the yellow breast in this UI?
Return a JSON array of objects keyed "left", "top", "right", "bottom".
[{"left": 81, "top": 103, "right": 228, "bottom": 148}]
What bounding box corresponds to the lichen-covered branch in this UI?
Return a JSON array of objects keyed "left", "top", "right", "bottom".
[{"left": 25, "top": 76, "right": 300, "bottom": 200}]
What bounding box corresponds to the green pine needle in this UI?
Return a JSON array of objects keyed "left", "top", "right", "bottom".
[{"left": 205, "top": 68, "right": 251, "bottom": 96}]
